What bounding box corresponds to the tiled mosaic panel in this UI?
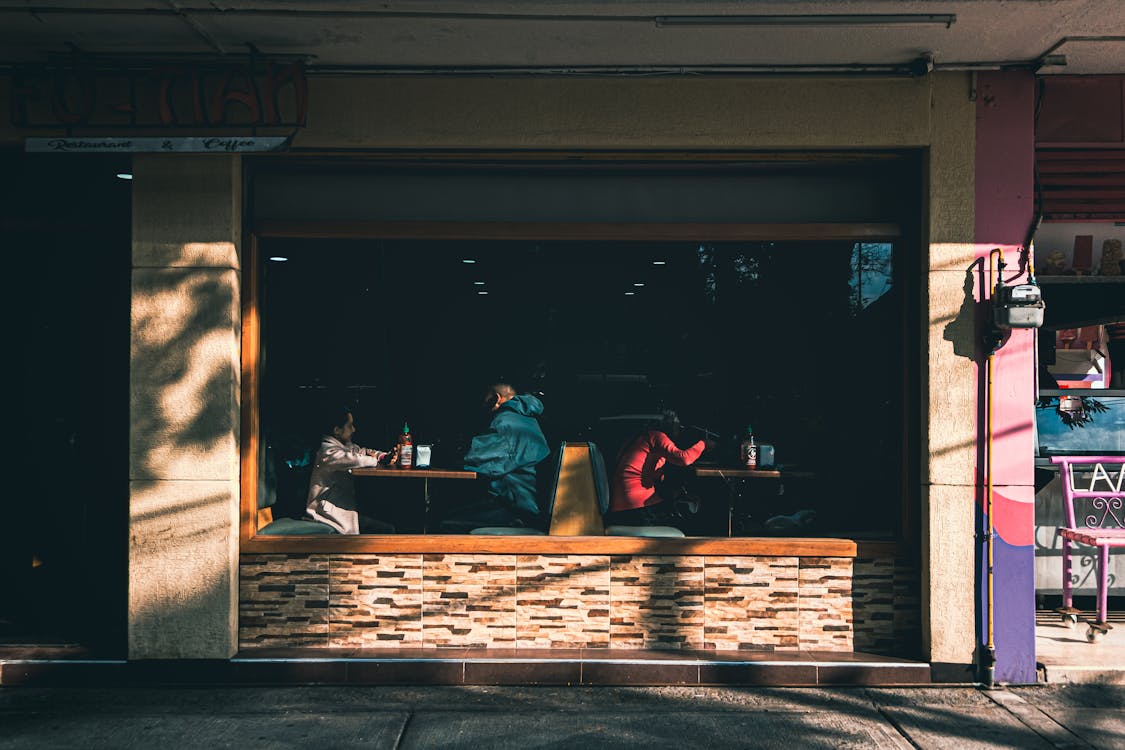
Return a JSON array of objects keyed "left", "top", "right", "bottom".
[
  {"left": 853, "top": 557, "right": 896, "bottom": 654},
  {"left": 703, "top": 556, "right": 799, "bottom": 650},
  {"left": 329, "top": 554, "right": 423, "bottom": 648},
  {"left": 422, "top": 554, "right": 517, "bottom": 647},
  {"left": 239, "top": 554, "right": 329, "bottom": 648},
  {"left": 516, "top": 555, "right": 611, "bottom": 648},
  {"left": 239, "top": 553, "right": 919, "bottom": 654},
  {"left": 798, "top": 557, "right": 855, "bottom": 651},
  {"left": 610, "top": 556, "right": 704, "bottom": 650}
]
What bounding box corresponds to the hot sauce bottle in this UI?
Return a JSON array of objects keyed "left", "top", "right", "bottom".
[
  {"left": 740, "top": 425, "right": 758, "bottom": 469},
  {"left": 397, "top": 423, "right": 414, "bottom": 468}
]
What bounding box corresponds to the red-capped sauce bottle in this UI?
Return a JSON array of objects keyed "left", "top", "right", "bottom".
[{"left": 397, "top": 423, "right": 414, "bottom": 468}]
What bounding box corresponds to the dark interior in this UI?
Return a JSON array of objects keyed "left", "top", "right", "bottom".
[
  {"left": 0, "top": 151, "right": 130, "bottom": 653},
  {"left": 259, "top": 237, "right": 908, "bottom": 538}
]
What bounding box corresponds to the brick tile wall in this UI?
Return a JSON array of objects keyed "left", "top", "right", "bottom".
[{"left": 240, "top": 553, "right": 920, "bottom": 654}]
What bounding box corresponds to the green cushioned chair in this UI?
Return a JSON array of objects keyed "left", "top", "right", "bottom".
[
  {"left": 259, "top": 516, "right": 340, "bottom": 535},
  {"left": 604, "top": 524, "right": 685, "bottom": 538},
  {"left": 470, "top": 526, "right": 547, "bottom": 536},
  {"left": 256, "top": 443, "right": 338, "bottom": 536},
  {"left": 466, "top": 444, "right": 563, "bottom": 536}
]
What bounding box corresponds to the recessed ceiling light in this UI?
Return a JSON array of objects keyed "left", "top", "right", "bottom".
[
  {"left": 116, "top": 172, "right": 133, "bottom": 180},
  {"left": 652, "top": 260, "right": 666, "bottom": 265},
  {"left": 625, "top": 292, "right": 636, "bottom": 296},
  {"left": 633, "top": 283, "right": 645, "bottom": 287},
  {"left": 477, "top": 290, "right": 489, "bottom": 295},
  {"left": 462, "top": 259, "right": 477, "bottom": 264},
  {"left": 473, "top": 281, "right": 486, "bottom": 285},
  {"left": 268, "top": 256, "right": 288, "bottom": 262}
]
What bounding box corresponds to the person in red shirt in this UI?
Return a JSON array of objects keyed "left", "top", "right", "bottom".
[{"left": 607, "top": 411, "right": 715, "bottom": 527}]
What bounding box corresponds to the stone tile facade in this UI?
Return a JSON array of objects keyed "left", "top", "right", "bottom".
[
  {"left": 517, "top": 555, "right": 611, "bottom": 648},
  {"left": 240, "top": 554, "right": 920, "bottom": 654},
  {"left": 704, "top": 556, "right": 799, "bottom": 650},
  {"left": 328, "top": 554, "right": 423, "bottom": 648},
  {"left": 240, "top": 554, "right": 329, "bottom": 648}
]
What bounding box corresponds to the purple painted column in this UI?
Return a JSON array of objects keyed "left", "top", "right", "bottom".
[{"left": 974, "top": 71, "right": 1038, "bottom": 684}]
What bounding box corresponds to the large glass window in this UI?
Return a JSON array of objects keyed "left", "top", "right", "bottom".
[{"left": 256, "top": 238, "right": 905, "bottom": 539}]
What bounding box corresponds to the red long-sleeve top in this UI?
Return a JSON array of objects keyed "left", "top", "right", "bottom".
[{"left": 609, "top": 430, "right": 706, "bottom": 512}]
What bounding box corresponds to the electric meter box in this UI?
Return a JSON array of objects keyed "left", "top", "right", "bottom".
[{"left": 994, "top": 283, "right": 1045, "bottom": 329}]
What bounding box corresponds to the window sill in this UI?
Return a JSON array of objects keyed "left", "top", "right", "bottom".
[{"left": 241, "top": 534, "right": 899, "bottom": 558}]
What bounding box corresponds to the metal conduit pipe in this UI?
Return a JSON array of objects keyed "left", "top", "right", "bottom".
[{"left": 982, "top": 247, "right": 1006, "bottom": 689}]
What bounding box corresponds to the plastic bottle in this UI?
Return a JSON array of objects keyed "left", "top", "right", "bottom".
[
  {"left": 398, "top": 423, "right": 414, "bottom": 469},
  {"left": 740, "top": 426, "right": 758, "bottom": 469}
]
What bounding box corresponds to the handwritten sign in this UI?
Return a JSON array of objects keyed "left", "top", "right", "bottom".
[{"left": 26, "top": 136, "right": 290, "bottom": 153}]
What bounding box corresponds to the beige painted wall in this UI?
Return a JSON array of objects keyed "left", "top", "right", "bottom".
[
  {"left": 129, "top": 155, "right": 242, "bottom": 659},
  {"left": 2, "top": 72, "right": 977, "bottom": 665}
]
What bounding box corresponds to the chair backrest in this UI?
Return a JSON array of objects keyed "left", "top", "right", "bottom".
[
  {"left": 258, "top": 442, "right": 315, "bottom": 530},
  {"left": 547, "top": 442, "right": 606, "bottom": 536},
  {"left": 1051, "top": 456, "right": 1125, "bottom": 530},
  {"left": 588, "top": 442, "right": 611, "bottom": 516}
]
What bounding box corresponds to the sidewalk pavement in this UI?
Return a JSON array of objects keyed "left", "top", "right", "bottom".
[{"left": 1, "top": 683, "right": 1122, "bottom": 749}]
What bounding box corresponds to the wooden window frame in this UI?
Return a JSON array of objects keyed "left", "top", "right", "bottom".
[{"left": 240, "top": 161, "right": 912, "bottom": 559}]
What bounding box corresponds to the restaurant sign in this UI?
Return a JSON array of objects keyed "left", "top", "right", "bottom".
[
  {"left": 11, "top": 60, "right": 307, "bottom": 129},
  {"left": 25, "top": 136, "right": 290, "bottom": 153}
]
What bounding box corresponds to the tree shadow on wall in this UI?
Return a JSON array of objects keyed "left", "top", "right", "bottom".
[{"left": 128, "top": 262, "right": 241, "bottom": 658}]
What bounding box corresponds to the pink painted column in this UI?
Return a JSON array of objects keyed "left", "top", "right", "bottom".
[{"left": 974, "top": 70, "right": 1037, "bottom": 684}]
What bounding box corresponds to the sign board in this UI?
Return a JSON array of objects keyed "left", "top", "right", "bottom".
[
  {"left": 26, "top": 136, "right": 290, "bottom": 153},
  {"left": 12, "top": 61, "right": 307, "bottom": 129}
]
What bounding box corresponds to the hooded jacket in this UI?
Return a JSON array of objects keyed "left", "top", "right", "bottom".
[{"left": 463, "top": 394, "right": 550, "bottom": 516}]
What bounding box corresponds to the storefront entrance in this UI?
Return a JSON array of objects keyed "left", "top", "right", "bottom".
[{"left": 0, "top": 151, "right": 131, "bottom": 657}]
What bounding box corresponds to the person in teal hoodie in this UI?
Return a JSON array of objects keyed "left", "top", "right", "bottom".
[{"left": 444, "top": 383, "right": 550, "bottom": 531}]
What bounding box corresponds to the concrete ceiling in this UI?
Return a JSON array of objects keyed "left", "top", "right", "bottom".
[{"left": 1, "top": 1, "right": 1124, "bottom": 75}]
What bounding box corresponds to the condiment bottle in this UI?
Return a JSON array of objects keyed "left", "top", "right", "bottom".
[
  {"left": 398, "top": 423, "right": 414, "bottom": 468},
  {"left": 740, "top": 426, "right": 758, "bottom": 469}
]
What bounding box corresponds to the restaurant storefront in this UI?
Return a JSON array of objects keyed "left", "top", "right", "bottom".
[{"left": 3, "top": 69, "right": 1041, "bottom": 684}]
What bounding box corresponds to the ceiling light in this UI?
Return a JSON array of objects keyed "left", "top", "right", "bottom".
[
  {"left": 633, "top": 283, "right": 645, "bottom": 287},
  {"left": 625, "top": 292, "right": 636, "bottom": 296},
  {"left": 268, "top": 256, "right": 288, "bottom": 262},
  {"left": 462, "top": 259, "right": 477, "bottom": 264},
  {"left": 116, "top": 172, "right": 133, "bottom": 180},
  {"left": 474, "top": 281, "right": 486, "bottom": 285},
  {"left": 477, "top": 290, "right": 489, "bottom": 295},
  {"left": 655, "top": 14, "right": 956, "bottom": 28},
  {"left": 652, "top": 261, "right": 667, "bottom": 265}
]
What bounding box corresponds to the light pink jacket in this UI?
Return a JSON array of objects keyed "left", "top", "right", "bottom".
[{"left": 305, "top": 436, "right": 387, "bottom": 534}]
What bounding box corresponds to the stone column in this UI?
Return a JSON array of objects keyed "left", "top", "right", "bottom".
[
  {"left": 923, "top": 72, "right": 980, "bottom": 678},
  {"left": 129, "top": 155, "right": 242, "bottom": 659}
]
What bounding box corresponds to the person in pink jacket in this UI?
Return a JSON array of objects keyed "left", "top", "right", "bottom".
[{"left": 607, "top": 410, "right": 715, "bottom": 527}]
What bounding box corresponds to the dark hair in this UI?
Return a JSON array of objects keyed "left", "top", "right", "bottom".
[
  {"left": 327, "top": 406, "right": 354, "bottom": 435},
  {"left": 657, "top": 410, "right": 681, "bottom": 434}
]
